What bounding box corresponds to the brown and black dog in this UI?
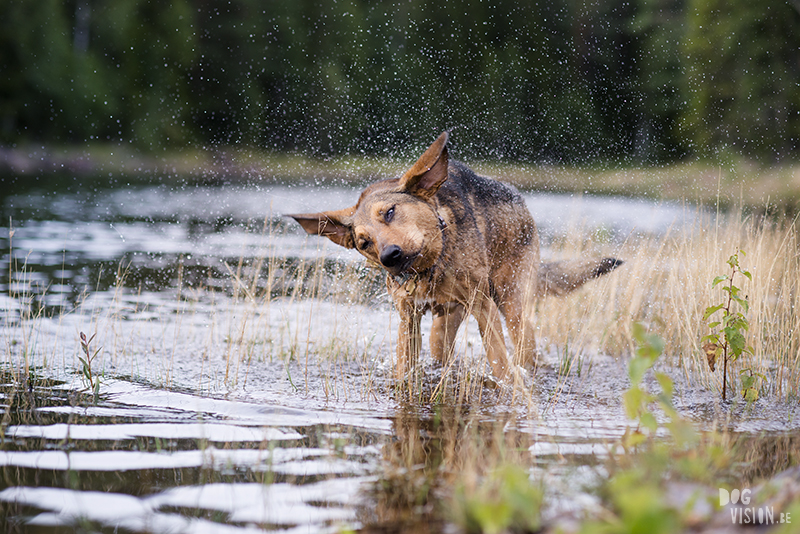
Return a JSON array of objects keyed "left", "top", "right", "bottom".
[{"left": 289, "top": 132, "right": 621, "bottom": 382}]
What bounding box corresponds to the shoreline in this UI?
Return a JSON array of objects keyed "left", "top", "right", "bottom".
[{"left": 2, "top": 143, "right": 799, "bottom": 210}]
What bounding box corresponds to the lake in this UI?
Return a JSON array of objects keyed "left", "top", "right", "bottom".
[{"left": 1, "top": 172, "right": 792, "bottom": 533}]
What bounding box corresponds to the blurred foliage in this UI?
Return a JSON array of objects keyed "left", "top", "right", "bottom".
[
  {"left": 1, "top": 0, "right": 799, "bottom": 163},
  {"left": 682, "top": 0, "right": 800, "bottom": 162}
]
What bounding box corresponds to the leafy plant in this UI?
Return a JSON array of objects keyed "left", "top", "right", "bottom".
[
  {"left": 78, "top": 332, "right": 102, "bottom": 403},
  {"left": 581, "top": 323, "right": 700, "bottom": 534},
  {"left": 701, "top": 251, "right": 754, "bottom": 401},
  {"left": 451, "top": 464, "right": 543, "bottom": 534},
  {"left": 622, "top": 323, "right": 696, "bottom": 450},
  {"left": 739, "top": 368, "right": 766, "bottom": 403},
  {"left": 591, "top": 468, "right": 684, "bottom": 534}
]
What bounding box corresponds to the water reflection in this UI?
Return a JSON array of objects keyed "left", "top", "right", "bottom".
[{"left": 0, "top": 370, "right": 384, "bottom": 532}]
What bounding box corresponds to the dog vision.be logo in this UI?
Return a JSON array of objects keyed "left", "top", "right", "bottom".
[{"left": 719, "top": 488, "right": 791, "bottom": 525}]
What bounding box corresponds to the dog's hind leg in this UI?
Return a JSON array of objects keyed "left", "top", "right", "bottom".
[
  {"left": 494, "top": 245, "right": 540, "bottom": 370},
  {"left": 469, "top": 287, "right": 510, "bottom": 381},
  {"left": 501, "top": 295, "right": 538, "bottom": 370},
  {"left": 430, "top": 302, "right": 466, "bottom": 366}
]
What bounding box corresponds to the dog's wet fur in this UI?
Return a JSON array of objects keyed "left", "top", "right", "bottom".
[{"left": 289, "top": 132, "right": 622, "bottom": 382}]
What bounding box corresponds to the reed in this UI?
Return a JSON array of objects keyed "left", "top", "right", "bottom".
[
  {"left": 4, "top": 198, "right": 800, "bottom": 404},
  {"left": 536, "top": 204, "right": 800, "bottom": 401}
]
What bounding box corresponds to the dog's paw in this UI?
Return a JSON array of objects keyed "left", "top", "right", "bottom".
[{"left": 482, "top": 375, "right": 500, "bottom": 389}]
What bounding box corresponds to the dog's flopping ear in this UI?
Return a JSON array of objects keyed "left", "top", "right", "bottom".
[
  {"left": 399, "top": 131, "right": 449, "bottom": 200},
  {"left": 287, "top": 207, "right": 356, "bottom": 249}
]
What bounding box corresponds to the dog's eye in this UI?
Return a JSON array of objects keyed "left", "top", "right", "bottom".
[
  {"left": 358, "top": 239, "right": 371, "bottom": 251},
  {"left": 384, "top": 206, "right": 395, "bottom": 223}
]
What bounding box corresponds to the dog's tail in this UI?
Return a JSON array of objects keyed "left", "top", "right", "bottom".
[{"left": 538, "top": 257, "right": 623, "bottom": 297}]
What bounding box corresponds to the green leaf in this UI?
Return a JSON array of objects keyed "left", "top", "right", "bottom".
[
  {"left": 470, "top": 500, "right": 512, "bottom": 534},
  {"left": 721, "top": 314, "right": 731, "bottom": 328},
  {"left": 725, "top": 327, "right": 746, "bottom": 358},
  {"left": 631, "top": 322, "right": 647, "bottom": 344},
  {"left": 624, "top": 387, "right": 646, "bottom": 419},
  {"left": 640, "top": 412, "right": 658, "bottom": 432},
  {"left": 621, "top": 427, "right": 647, "bottom": 449},
  {"left": 703, "top": 304, "right": 724, "bottom": 320},
  {"left": 628, "top": 356, "right": 653, "bottom": 386},
  {"left": 729, "top": 316, "right": 749, "bottom": 331},
  {"left": 740, "top": 372, "right": 756, "bottom": 390},
  {"left": 637, "top": 338, "right": 663, "bottom": 361},
  {"left": 732, "top": 295, "right": 749, "bottom": 313},
  {"left": 655, "top": 372, "right": 674, "bottom": 398},
  {"left": 632, "top": 323, "right": 663, "bottom": 361},
  {"left": 701, "top": 333, "right": 720, "bottom": 344},
  {"left": 712, "top": 275, "right": 728, "bottom": 287}
]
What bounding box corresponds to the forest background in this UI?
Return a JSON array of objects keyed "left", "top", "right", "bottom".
[{"left": 1, "top": 0, "right": 799, "bottom": 167}]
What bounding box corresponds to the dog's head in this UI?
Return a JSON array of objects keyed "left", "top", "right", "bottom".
[{"left": 288, "top": 132, "right": 450, "bottom": 278}]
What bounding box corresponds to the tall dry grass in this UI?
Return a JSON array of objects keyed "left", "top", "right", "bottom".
[
  {"left": 5, "top": 204, "right": 800, "bottom": 402},
  {"left": 536, "top": 205, "right": 800, "bottom": 400}
]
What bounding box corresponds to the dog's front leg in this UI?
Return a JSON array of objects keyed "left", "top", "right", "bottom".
[
  {"left": 388, "top": 276, "right": 423, "bottom": 380},
  {"left": 470, "top": 290, "right": 510, "bottom": 381},
  {"left": 430, "top": 302, "right": 465, "bottom": 365},
  {"left": 396, "top": 298, "right": 423, "bottom": 380}
]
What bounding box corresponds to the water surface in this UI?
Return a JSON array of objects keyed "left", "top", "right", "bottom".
[{"left": 1, "top": 172, "right": 790, "bottom": 533}]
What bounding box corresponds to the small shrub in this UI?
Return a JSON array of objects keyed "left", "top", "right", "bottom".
[
  {"left": 451, "top": 464, "right": 543, "bottom": 534},
  {"left": 78, "top": 332, "right": 102, "bottom": 403},
  {"left": 701, "top": 251, "right": 755, "bottom": 401}
]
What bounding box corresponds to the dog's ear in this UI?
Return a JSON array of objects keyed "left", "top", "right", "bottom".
[
  {"left": 287, "top": 207, "right": 355, "bottom": 249},
  {"left": 399, "top": 131, "right": 449, "bottom": 200}
]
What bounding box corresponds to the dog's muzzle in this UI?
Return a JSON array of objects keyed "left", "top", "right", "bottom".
[
  {"left": 380, "top": 245, "right": 404, "bottom": 268},
  {"left": 380, "top": 245, "right": 416, "bottom": 274}
]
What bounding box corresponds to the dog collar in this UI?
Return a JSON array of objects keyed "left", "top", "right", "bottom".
[{"left": 392, "top": 271, "right": 420, "bottom": 294}]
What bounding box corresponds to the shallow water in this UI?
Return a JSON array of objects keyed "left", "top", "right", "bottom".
[{"left": 1, "top": 172, "right": 796, "bottom": 532}]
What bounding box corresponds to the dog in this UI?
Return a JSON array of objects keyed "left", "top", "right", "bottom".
[{"left": 289, "top": 132, "right": 621, "bottom": 382}]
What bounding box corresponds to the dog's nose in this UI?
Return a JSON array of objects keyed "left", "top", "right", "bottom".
[{"left": 380, "top": 245, "right": 404, "bottom": 268}]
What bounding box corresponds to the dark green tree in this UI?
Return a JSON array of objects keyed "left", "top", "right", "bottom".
[
  {"left": 4, "top": 0, "right": 797, "bottom": 164},
  {"left": 0, "top": 0, "right": 196, "bottom": 147},
  {"left": 630, "top": 0, "right": 688, "bottom": 161},
  {"left": 682, "top": 0, "right": 800, "bottom": 161}
]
